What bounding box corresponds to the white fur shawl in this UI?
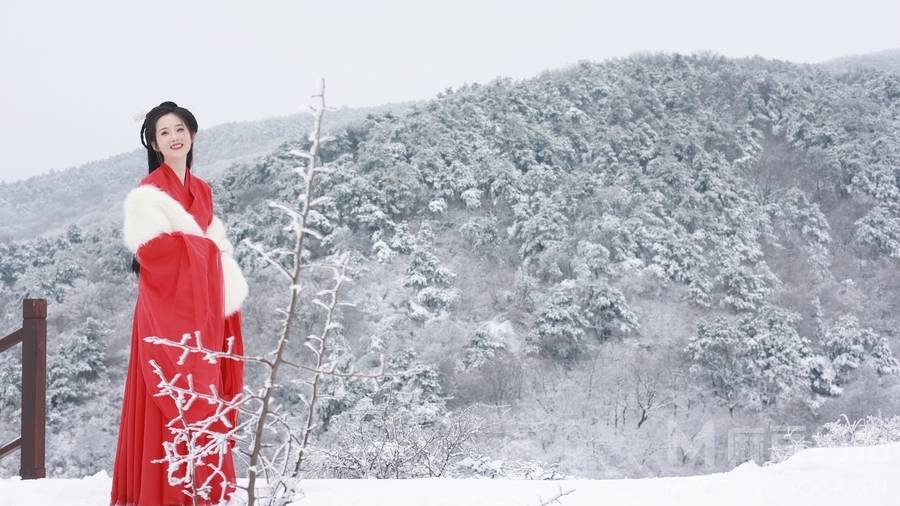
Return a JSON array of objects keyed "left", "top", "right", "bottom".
[{"left": 122, "top": 184, "right": 248, "bottom": 317}]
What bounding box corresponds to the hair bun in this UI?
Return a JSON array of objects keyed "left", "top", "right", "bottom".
[{"left": 159, "top": 100, "right": 178, "bottom": 108}]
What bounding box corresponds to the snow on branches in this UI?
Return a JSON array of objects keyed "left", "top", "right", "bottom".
[{"left": 144, "top": 339, "right": 246, "bottom": 504}]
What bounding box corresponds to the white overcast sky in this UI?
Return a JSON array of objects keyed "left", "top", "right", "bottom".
[{"left": 2, "top": 0, "right": 898, "bottom": 183}]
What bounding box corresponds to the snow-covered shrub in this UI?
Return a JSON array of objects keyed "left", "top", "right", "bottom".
[
  {"left": 309, "top": 402, "right": 485, "bottom": 479},
  {"left": 768, "top": 413, "right": 900, "bottom": 464},
  {"left": 450, "top": 453, "right": 569, "bottom": 479},
  {"left": 812, "top": 413, "right": 900, "bottom": 447}
]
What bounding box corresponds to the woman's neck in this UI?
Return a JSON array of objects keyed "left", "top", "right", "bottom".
[{"left": 165, "top": 159, "right": 188, "bottom": 184}]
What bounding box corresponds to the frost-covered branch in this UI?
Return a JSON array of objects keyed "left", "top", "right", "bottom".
[
  {"left": 145, "top": 330, "right": 274, "bottom": 368},
  {"left": 278, "top": 357, "right": 385, "bottom": 378},
  {"left": 236, "top": 78, "right": 385, "bottom": 505},
  {"left": 145, "top": 356, "right": 254, "bottom": 505},
  {"left": 239, "top": 77, "right": 346, "bottom": 506},
  {"left": 534, "top": 486, "right": 576, "bottom": 506},
  {"left": 242, "top": 239, "right": 294, "bottom": 282}
]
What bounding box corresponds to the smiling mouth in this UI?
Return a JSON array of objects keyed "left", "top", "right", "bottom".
[{"left": 171, "top": 143, "right": 183, "bottom": 149}]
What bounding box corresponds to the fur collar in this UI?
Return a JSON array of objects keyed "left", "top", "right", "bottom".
[{"left": 122, "top": 184, "right": 248, "bottom": 316}]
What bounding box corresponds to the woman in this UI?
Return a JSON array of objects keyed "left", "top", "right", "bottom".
[{"left": 110, "top": 101, "right": 249, "bottom": 505}]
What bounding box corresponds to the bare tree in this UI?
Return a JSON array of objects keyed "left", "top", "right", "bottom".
[{"left": 633, "top": 367, "right": 670, "bottom": 429}]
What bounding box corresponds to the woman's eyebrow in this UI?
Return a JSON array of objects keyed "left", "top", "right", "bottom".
[{"left": 157, "top": 123, "right": 186, "bottom": 132}]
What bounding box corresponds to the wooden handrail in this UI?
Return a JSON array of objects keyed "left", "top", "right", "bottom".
[
  {"left": 0, "top": 328, "right": 22, "bottom": 354},
  {"left": 0, "top": 437, "right": 22, "bottom": 460},
  {"left": 0, "top": 298, "right": 46, "bottom": 479}
]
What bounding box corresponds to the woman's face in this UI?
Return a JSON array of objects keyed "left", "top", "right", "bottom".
[{"left": 151, "top": 112, "right": 195, "bottom": 164}]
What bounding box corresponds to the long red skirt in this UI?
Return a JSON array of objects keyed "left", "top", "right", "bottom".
[{"left": 110, "top": 309, "right": 243, "bottom": 506}]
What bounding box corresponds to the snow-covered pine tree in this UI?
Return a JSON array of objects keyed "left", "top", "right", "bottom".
[
  {"left": 578, "top": 280, "right": 639, "bottom": 340},
  {"left": 823, "top": 313, "right": 900, "bottom": 384},
  {"left": 402, "top": 228, "right": 459, "bottom": 319},
  {"left": 48, "top": 316, "right": 109, "bottom": 413},
  {"left": 460, "top": 328, "right": 507, "bottom": 371},
  {"left": 525, "top": 281, "right": 590, "bottom": 364},
  {"left": 685, "top": 315, "right": 746, "bottom": 413},
  {"left": 508, "top": 191, "right": 569, "bottom": 263},
  {"left": 686, "top": 304, "right": 811, "bottom": 412}
]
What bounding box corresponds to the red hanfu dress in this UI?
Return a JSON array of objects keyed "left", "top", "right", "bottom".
[{"left": 111, "top": 162, "right": 249, "bottom": 506}]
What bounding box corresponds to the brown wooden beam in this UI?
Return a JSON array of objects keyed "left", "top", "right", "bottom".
[
  {"left": 20, "top": 298, "right": 46, "bottom": 479},
  {"left": 0, "top": 437, "right": 21, "bottom": 460},
  {"left": 0, "top": 328, "right": 22, "bottom": 354}
]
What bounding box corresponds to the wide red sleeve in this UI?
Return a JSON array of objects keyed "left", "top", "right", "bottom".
[
  {"left": 134, "top": 230, "right": 227, "bottom": 426},
  {"left": 221, "top": 311, "right": 244, "bottom": 429}
]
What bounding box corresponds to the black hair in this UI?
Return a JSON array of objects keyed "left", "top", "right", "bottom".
[{"left": 131, "top": 101, "right": 200, "bottom": 275}]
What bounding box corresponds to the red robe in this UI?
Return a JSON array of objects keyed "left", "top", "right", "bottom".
[{"left": 111, "top": 162, "right": 249, "bottom": 506}]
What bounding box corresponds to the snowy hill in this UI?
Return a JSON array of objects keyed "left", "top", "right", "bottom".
[
  {"left": 4, "top": 51, "right": 900, "bottom": 484},
  {"left": 819, "top": 47, "right": 900, "bottom": 75},
  {"left": 2, "top": 442, "right": 897, "bottom": 505}
]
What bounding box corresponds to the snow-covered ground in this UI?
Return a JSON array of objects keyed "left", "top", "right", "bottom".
[{"left": 1, "top": 442, "right": 897, "bottom": 505}]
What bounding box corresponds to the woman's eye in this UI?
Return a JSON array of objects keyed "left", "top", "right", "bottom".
[{"left": 161, "top": 132, "right": 168, "bottom": 136}]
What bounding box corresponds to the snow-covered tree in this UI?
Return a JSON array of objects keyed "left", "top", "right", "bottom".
[
  {"left": 853, "top": 204, "right": 900, "bottom": 259},
  {"left": 508, "top": 191, "right": 569, "bottom": 263},
  {"left": 458, "top": 216, "right": 500, "bottom": 256},
  {"left": 687, "top": 304, "right": 811, "bottom": 412},
  {"left": 403, "top": 236, "right": 459, "bottom": 318},
  {"left": 525, "top": 281, "right": 590, "bottom": 364},
  {"left": 822, "top": 314, "right": 900, "bottom": 383},
  {"left": 459, "top": 328, "right": 507, "bottom": 371},
  {"left": 578, "top": 280, "right": 639, "bottom": 340},
  {"left": 48, "top": 317, "right": 109, "bottom": 413}
]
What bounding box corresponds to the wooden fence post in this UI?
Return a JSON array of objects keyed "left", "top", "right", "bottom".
[{"left": 20, "top": 298, "right": 46, "bottom": 479}]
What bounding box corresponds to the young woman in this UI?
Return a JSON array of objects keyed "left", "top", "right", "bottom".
[{"left": 110, "top": 101, "right": 249, "bottom": 505}]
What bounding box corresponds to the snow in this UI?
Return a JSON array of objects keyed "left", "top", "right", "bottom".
[{"left": 2, "top": 442, "right": 898, "bottom": 505}]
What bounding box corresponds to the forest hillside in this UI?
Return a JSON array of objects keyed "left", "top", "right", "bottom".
[{"left": 2, "top": 51, "right": 899, "bottom": 480}]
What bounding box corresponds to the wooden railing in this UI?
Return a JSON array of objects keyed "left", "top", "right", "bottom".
[{"left": 0, "top": 298, "right": 47, "bottom": 479}]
